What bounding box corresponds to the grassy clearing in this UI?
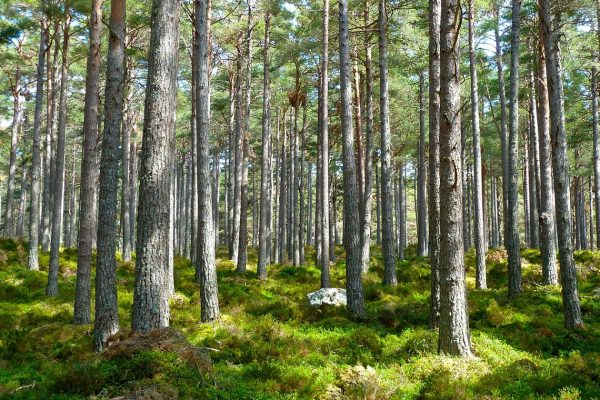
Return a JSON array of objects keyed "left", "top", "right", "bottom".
[{"left": 0, "top": 239, "right": 599, "bottom": 399}]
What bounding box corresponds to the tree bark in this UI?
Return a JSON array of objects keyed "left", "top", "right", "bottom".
[
  {"left": 258, "top": 11, "right": 271, "bottom": 278},
  {"left": 417, "top": 72, "right": 428, "bottom": 257},
  {"left": 528, "top": 70, "right": 540, "bottom": 249},
  {"left": 468, "top": 0, "right": 486, "bottom": 289},
  {"left": 593, "top": 66, "right": 600, "bottom": 250},
  {"left": 132, "top": 0, "right": 180, "bottom": 331},
  {"left": 428, "top": 0, "right": 441, "bottom": 328},
  {"left": 47, "top": 4, "right": 71, "bottom": 297},
  {"left": 4, "top": 66, "right": 22, "bottom": 238},
  {"left": 536, "top": 34, "right": 558, "bottom": 285},
  {"left": 507, "top": 0, "right": 522, "bottom": 299},
  {"left": 438, "top": 0, "right": 472, "bottom": 357},
  {"left": 74, "top": 0, "right": 103, "bottom": 324},
  {"left": 539, "top": 0, "right": 583, "bottom": 329},
  {"left": 94, "top": 0, "right": 125, "bottom": 350},
  {"left": 320, "top": 0, "right": 331, "bottom": 288},
  {"left": 195, "top": 0, "right": 220, "bottom": 321},
  {"left": 378, "top": 0, "right": 397, "bottom": 286},
  {"left": 340, "top": 0, "right": 365, "bottom": 318},
  {"left": 230, "top": 36, "right": 243, "bottom": 263}
]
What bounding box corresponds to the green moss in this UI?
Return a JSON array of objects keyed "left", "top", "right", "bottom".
[{"left": 1, "top": 241, "right": 600, "bottom": 399}]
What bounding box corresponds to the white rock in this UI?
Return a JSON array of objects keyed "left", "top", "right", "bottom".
[{"left": 307, "top": 288, "right": 347, "bottom": 307}]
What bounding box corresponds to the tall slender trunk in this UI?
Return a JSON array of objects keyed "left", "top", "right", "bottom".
[
  {"left": 493, "top": 4, "right": 509, "bottom": 248},
  {"left": 539, "top": 1, "right": 583, "bottom": 329},
  {"left": 47, "top": 4, "right": 71, "bottom": 297},
  {"left": 258, "top": 11, "right": 271, "bottom": 278},
  {"left": 468, "top": 0, "right": 486, "bottom": 289},
  {"left": 507, "top": 0, "right": 522, "bottom": 299},
  {"left": 94, "top": 0, "right": 125, "bottom": 350},
  {"left": 195, "top": 0, "right": 220, "bottom": 321},
  {"left": 121, "top": 61, "right": 133, "bottom": 261},
  {"left": 299, "top": 103, "right": 307, "bottom": 264},
  {"left": 28, "top": 7, "right": 48, "bottom": 271},
  {"left": 4, "top": 68, "right": 22, "bottom": 237},
  {"left": 320, "top": 0, "right": 331, "bottom": 288},
  {"left": 379, "top": 0, "right": 397, "bottom": 286},
  {"left": 74, "top": 0, "right": 102, "bottom": 325},
  {"left": 536, "top": 33, "right": 558, "bottom": 285},
  {"left": 361, "top": 4, "right": 374, "bottom": 273},
  {"left": 593, "top": 66, "right": 600, "bottom": 250},
  {"left": 237, "top": 6, "right": 253, "bottom": 272},
  {"left": 417, "top": 73, "right": 428, "bottom": 256},
  {"left": 428, "top": 0, "right": 441, "bottom": 328},
  {"left": 230, "top": 37, "right": 243, "bottom": 263},
  {"left": 528, "top": 71, "right": 540, "bottom": 249},
  {"left": 438, "top": 0, "right": 472, "bottom": 357},
  {"left": 279, "top": 109, "right": 288, "bottom": 264},
  {"left": 340, "top": 0, "right": 365, "bottom": 318}
]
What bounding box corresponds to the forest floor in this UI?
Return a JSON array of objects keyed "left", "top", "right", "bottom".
[{"left": 0, "top": 239, "right": 599, "bottom": 399}]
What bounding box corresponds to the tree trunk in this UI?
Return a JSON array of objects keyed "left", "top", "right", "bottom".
[
  {"left": 237, "top": 7, "right": 253, "bottom": 272},
  {"left": 506, "top": 0, "right": 522, "bottom": 299},
  {"left": 417, "top": 73, "right": 428, "bottom": 257},
  {"left": 468, "top": 0, "right": 486, "bottom": 289},
  {"left": 132, "top": 0, "right": 180, "bottom": 332},
  {"left": 74, "top": 0, "right": 102, "bottom": 325},
  {"left": 258, "top": 10, "right": 271, "bottom": 278},
  {"left": 16, "top": 164, "right": 27, "bottom": 238},
  {"left": 94, "top": 0, "right": 125, "bottom": 350},
  {"left": 278, "top": 109, "right": 288, "bottom": 264},
  {"left": 593, "top": 66, "right": 600, "bottom": 250},
  {"left": 320, "top": 0, "right": 331, "bottom": 288},
  {"left": 47, "top": 4, "right": 71, "bottom": 297},
  {"left": 528, "top": 71, "right": 540, "bottom": 249},
  {"left": 536, "top": 33, "right": 558, "bottom": 285},
  {"left": 230, "top": 37, "right": 243, "bottom": 263},
  {"left": 378, "top": 0, "right": 397, "bottom": 286},
  {"left": 3, "top": 68, "right": 22, "bottom": 238},
  {"left": 438, "top": 0, "right": 472, "bottom": 357},
  {"left": 539, "top": 0, "right": 583, "bottom": 329},
  {"left": 194, "top": 0, "right": 220, "bottom": 321},
  {"left": 428, "top": 0, "right": 441, "bottom": 328},
  {"left": 339, "top": 0, "right": 365, "bottom": 319},
  {"left": 121, "top": 61, "right": 133, "bottom": 261}
]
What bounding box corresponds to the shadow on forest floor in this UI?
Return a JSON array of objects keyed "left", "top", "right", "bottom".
[{"left": 0, "top": 238, "right": 599, "bottom": 399}]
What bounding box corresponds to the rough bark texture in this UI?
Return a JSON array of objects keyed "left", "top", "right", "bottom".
[
  {"left": 428, "top": 0, "right": 441, "bottom": 329},
  {"left": 539, "top": 0, "right": 583, "bottom": 329},
  {"left": 593, "top": 68, "right": 600, "bottom": 251},
  {"left": 339, "top": 0, "right": 365, "bottom": 319},
  {"left": 94, "top": 0, "right": 125, "bottom": 351},
  {"left": 438, "top": 0, "right": 472, "bottom": 357},
  {"left": 4, "top": 67, "right": 22, "bottom": 238},
  {"left": 528, "top": 71, "right": 540, "bottom": 249},
  {"left": 493, "top": 4, "right": 509, "bottom": 249},
  {"left": 536, "top": 36, "right": 558, "bottom": 285},
  {"left": 121, "top": 62, "right": 133, "bottom": 262},
  {"left": 196, "top": 0, "right": 220, "bottom": 322},
  {"left": 378, "top": 0, "right": 397, "bottom": 287},
  {"left": 28, "top": 8, "right": 48, "bottom": 272},
  {"left": 417, "top": 73, "right": 428, "bottom": 257},
  {"left": 507, "top": 0, "right": 522, "bottom": 299},
  {"left": 132, "top": 0, "right": 180, "bottom": 332},
  {"left": 230, "top": 36, "right": 243, "bottom": 264},
  {"left": 73, "top": 0, "right": 102, "bottom": 321},
  {"left": 468, "top": 0, "right": 486, "bottom": 290},
  {"left": 47, "top": 5, "right": 71, "bottom": 297},
  {"left": 320, "top": 0, "right": 331, "bottom": 288}
]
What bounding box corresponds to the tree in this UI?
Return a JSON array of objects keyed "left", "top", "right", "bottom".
[
  {"left": 74, "top": 0, "right": 103, "bottom": 325},
  {"left": 428, "top": 0, "right": 441, "bottom": 328},
  {"left": 438, "top": 0, "right": 472, "bottom": 357},
  {"left": 132, "top": 0, "right": 181, "bottom": 331},
  {"left": 47, "top": 1, "right": 71, "bottom": 297},
  {"left": 257, "top": 8, "right": 272, "bottom": 280},
  {"left": 535, "top": 39, "right": 558, "bottom": 285},
  {"left": 320, "top": 0, "right": 331, "bottom": 288},
  {"left": 379, "top": 0, "right": 397, "bottom": 287},
  {"left": 417, "top": 72, "right": 428, "bottom": 257},
  {"left": 94, "top": 0, "right": 125, "bottom": 351},
  {"left": 468, "top": 0, "right": 486, "bottom": 290},
  {"left": 339, "top": 0, "right": 365, "bottom": 319},
  {"left": 28, "top": 3, "right": 49, "bottom": 272},
  {"left": 506, "top": 0, "right": 522, "bottom": 299},
  {"left": 538, "top": 0, "right": 583, "bottom": 329},
  {"left": 196, "top": 0, "right": 220, "bottom": 322}
]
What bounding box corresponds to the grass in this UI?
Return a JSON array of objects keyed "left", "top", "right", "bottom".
[{"left": 0, "top": 238, "right": 599, "bottom": 399}]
